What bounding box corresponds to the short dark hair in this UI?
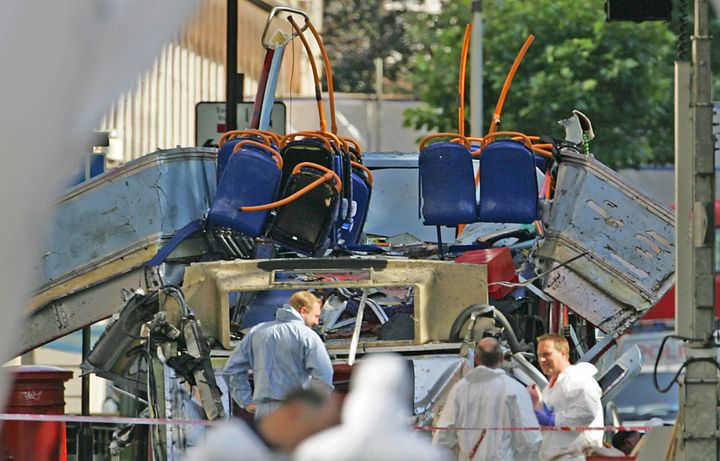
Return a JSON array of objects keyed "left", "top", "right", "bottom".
[
  {"left": 283, "top": 387, "right": 327, "bottom": 408},
  {"left": 611, "top": 430, "right": 640, "bottom": 452},
  {"left": 476, "top": 339, "right": 502, "bottom": 367}
]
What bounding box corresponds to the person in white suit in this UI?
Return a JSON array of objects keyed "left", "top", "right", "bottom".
[
  {"left": 433, "top": 337, "right": 542, "bottom": 460},
  {"left": 529, "top": 333, "right": 603, "bottom": 461},
  {"left": 293, "top": 353, "right": 451, "bottom": 461}
]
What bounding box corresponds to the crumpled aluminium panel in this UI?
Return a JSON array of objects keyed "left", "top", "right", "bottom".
[{"left": 538, "top": 151, "right": 675, "bottom": 334}]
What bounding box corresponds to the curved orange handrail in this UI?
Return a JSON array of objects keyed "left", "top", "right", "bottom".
[
  {"left": 485, "top": 34, "right": 535, "bottom": 142},
  {"left": 531, "top": 147, "right": 553, "bottom": 158},
  {"left": 458, "top": 24, "right": 472, "bottom": 137},
  {"left": 419, "top": 132, "right": 470, "bottom": 151},
  {"left": 530, "top": 143, "right": 553, "bottom": 149},
  {"left": 255, "top": 129, "right": 283, "bottom": 145},
  {"left": 285, "top": 130, "right": 343, "bottom": 151},
  {"left": 240, "top": 175, "right": 331, "bottom": 212},
  {"left": 232, "top": 140, "right": 284, "bottom": 169},
  {"left": 306, "top": 20, "right": 338, "bottom": 135},
  {"left": 219, "top": 129, "right": 272, "bottom": 148},
  {"left": 239, "top": 162, "right": 342, "bottom": 212},
  {"left": 282, "top": 131, "right": 334, "bottom": 152},
  {"left": 291, "top": 161, "right": 342, "bottom": 194},
  {"left": 351, "top": 161, "right": 373, "bottom": 186},
  {"left": 305, "top": 129, "right": 345, "bottom": 150},
  {"left": 288, "top": 17, "right": 327, "bottom": 133},
  {"left": 341, "top": 136, "right": 363, "bottom": 156},
  {"left": 482, "top": 131, "right": 533, "bottom": 148}
]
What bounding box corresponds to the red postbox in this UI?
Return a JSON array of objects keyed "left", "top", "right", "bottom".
[{"left": 0, "top": 365, "right": 74, "bottom": 461}]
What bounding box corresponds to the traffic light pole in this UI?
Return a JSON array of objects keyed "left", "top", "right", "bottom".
[{"left": 675, "top": 0, "right": 719, "bottom": 458}]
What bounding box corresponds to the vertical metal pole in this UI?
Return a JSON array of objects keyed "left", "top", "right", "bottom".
[
  {"left": 470, "top": 0, "right": 483, "bottom": 136},
  {"left": 374, "top": 57, "right": 383, "bottom": 151},
  {"left": 226, "top": 0, "right": 238, "bottom": 132},
  {"left": 79, "top": 326, "right": 92, "bottom": 461},
  {"left": 676, "top": 0, "right": 719, "bottom": 458}
]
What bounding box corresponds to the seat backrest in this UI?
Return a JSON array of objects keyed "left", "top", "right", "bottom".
[
  {"left": 217, "top": 134, "right": 278, "bottom": 183},
  {"left": 418, "top": 141, "right": 477, "bottom": 226},
  {"left": 207, "top": 144, "right": 281, "bottom": 237},
  {"left": 281, "top": 137, "right": 356, "bottom": 248},
  {"left": 216, "top": 138, "right": 240, "bottom": 183},
  {"left": 339, "top": 166, "right": 372, "bottom": 245},
  {"left": 270, "top": 164, "right": 341, "bottom": 255},
  {"left": 280, "top": 138, "right": 336, "bottom": 192},
  {"left": 478, "top": 140, "right": 539, "bottom": 224}
]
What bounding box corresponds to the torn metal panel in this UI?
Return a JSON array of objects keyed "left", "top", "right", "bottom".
[
  {"left": 182, "top": 258, "right": 488, "bottom": 349},
  {"left": 17, "top": 268, "right": 147, "bottom": 356},
  {"left": 413, "top": 355, "right": 465, "bottom": 415},
  {"left": 538, "top": 152, "right": 675, "bottom": 333},
  {"left": 30, "top": 147, "right": 216, "bottom": 312}
]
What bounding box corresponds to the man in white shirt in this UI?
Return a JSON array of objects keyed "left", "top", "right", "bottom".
[
  {"left": 433, "top": 337, "right": 542, "bottom": 461},
  {"left": 529, "top": 333, "right": 603, "bottom": 461}
]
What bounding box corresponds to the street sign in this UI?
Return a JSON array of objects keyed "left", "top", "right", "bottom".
[{"left": 195, "top": 101, "right": 286, "bottom": 147}]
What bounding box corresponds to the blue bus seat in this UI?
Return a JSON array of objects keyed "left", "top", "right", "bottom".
[
  {"left": 478, "top": 140, "right": 539, "bottom": 224},
  {"left": 217, "top": 133, "right": 278, "bottom": 183},
  {"left": 207, "top": 143, "right": 281, "bottom": 237},
  {"left": 418, "top": 142, "right": 477, "bottom": 226},
  {"left": 339, "top": 165, "right": 372, "bottom": 245}
]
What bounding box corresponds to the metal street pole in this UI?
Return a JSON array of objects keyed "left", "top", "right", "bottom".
[
  {"left": 470, "top": 0, "right": 483, "bottom": 136},
  {"left": 675, "top": 0, "right": 719, "bottom": 458},
  {"left": 226, "top": 0, "right": 240, "bottom": 132}
]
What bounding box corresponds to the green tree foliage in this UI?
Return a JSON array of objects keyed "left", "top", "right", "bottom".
[
  {"left": 404, "top": 0, "right": 677, "bottom": 168},
  {"left": 322, "top": 0, "right": 420, "bottom": 94}
]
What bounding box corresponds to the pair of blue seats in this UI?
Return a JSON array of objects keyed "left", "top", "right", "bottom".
[
  {"left": 208, "top": 132, "right": 371, "bottom": 256},
  {"left": 419, "top": 138, "right": 539, "bottom": 227}
]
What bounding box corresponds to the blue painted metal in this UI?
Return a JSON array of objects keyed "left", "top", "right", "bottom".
[
  {"left": 258, "top": 43, "right": 287, "bottom": 131},
  {"left": 67, "top": 153, "right": 106, "bottom": 188},
  {"left": 478, "top": 140, "right": 538, "bottom": 224},
  {"left": 208, "top": 144, "right": 282, "bottom": 237},
  {"left": 37, "top": 148, "right": 216, "bottom": 294},
  {"left": 146, "top": 219, "right": 205, "bottom": 267},
  {"left": 418, "top": 142, "right": 477, "bottom": 226}
]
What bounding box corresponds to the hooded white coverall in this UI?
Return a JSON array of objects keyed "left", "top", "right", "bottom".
[
  {"left": 433, "top": 366, "right": 542, "bottom": 461},
  {"left": 539, "top": 362, "right": 603, "bottom": 461},
  {"left": 293, "top": 354, "right": 452, "bottom": 461},
  {"left": 183, "top": 420, "right": 272, "bottom": 461}
]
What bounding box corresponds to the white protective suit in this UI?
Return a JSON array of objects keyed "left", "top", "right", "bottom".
[
  {"left": 183, "top": 420, "right": 273, "bottom": 461},
  {"left": 294, "top": 354, "right": 452, "bottom": 461},
  {"left": 539, "top": 363, "right": 603, "bottom": 461},
  {"left": 433, "top": 366, "right": 542, "bottom": 461}
]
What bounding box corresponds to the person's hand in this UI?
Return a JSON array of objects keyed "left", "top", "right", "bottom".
[
  {"left": 244, "top": 403, "right": 257, "bottom": 414},
  {"left": 528, "top": 383, "right": 543, "bottom": 410}
]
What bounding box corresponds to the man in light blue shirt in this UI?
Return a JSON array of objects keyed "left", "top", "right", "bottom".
[{"left": 222, "top": 291, "right": 334, "bottom": 419}]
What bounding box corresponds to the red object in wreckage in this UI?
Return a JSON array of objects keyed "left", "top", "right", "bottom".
[
  {"left": 455, "top": 248, "right": 519, "bottom": 299},
  {"left": 0, "top": 366, "right": 74, "bottom": 461},
  {"left": 642, "top": 199, "right": 720, "bottom": 322}
]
